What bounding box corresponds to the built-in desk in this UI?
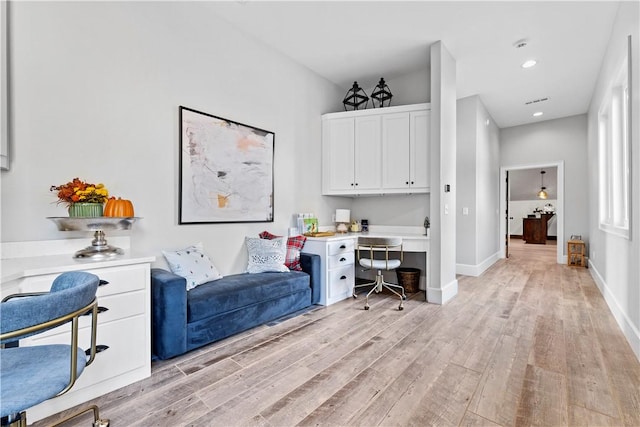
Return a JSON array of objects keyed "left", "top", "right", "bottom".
[{"left": 303, "top": 226, "right": 429, "bottom": 306}]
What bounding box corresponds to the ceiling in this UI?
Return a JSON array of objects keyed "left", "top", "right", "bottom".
[
  {"left": 509, "top": 167, "right": 557, "bottom": 201},
  {"left": 207, "top": 1, "right": 619, "bottom": 128}
]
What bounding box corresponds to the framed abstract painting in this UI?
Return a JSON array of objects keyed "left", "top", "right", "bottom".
[{"left": 179, "top": 106, "right": 274, "bottom": 224}]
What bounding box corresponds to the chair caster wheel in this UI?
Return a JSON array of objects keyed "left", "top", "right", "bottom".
[
  {"left": 353, "top": 295, "right": 357, "bottom": 299},
  {"left": 364, "top": 305, "right": 370, "bottom": 310},
  {"left": 402, "top": 295, "right": 407, "bottom": 300},
  {"left": 398, "top": 306, "right": 404, "bottom": 311}
]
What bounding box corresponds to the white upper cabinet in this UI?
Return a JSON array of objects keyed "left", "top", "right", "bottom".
[
  {"left": 409, "top": 110, "right": 431, "bottom": 190},
  {"left": 322, "top": 103, "right": 430, "bottom": 196}
]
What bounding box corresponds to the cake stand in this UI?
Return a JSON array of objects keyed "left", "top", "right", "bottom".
[{"left": 48, "top": 217, "right": 139, "bottom": 259}]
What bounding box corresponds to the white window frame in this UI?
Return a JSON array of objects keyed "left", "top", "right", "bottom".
[{"left": 598, "top": 35, "right": 631, "bottom": 239}]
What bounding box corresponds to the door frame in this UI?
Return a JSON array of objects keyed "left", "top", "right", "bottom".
[{"left": 499, "top": 160, "right": 565, "bottom": 264}]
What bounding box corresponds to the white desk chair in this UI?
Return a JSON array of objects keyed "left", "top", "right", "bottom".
[{"left": 354, "top": 236, "right": 406, "bottom": 310}]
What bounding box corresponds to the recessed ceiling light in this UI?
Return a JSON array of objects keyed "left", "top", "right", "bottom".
[
  {"left": 513, "top": 39, "right": 528, "bottom": 49},
  {"left": 522, "top": 59, "right": 537, "bottom": 68},
  {"left": 533, "top": 112, "right": 544, "bottom": 117}
]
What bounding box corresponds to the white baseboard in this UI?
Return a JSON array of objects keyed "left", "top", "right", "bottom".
[
  {"left": 456, "top": 251, "right": 500, "bottom": 277},
  {"left": 427, "top": 278, "right": 458, "bottom": 305},
  {"left": 589, "top": 260, "right": 640, "bottom": 362}
]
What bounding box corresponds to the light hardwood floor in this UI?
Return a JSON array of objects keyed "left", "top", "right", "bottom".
[{"left": 37, "top": 239, "right": 640, "bottom": 427}]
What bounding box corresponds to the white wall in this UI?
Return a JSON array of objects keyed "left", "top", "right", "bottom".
[
  {"left": 456, "top": 95, "right": 500, "bottom": 276},
  {"left": 429, "top": 41, "right": 457, "bottom": 303},
  {"left": 587, "top": 1, "right": 639, "bottom": 360},
  {"left": 1, "top": 2, "right": 343, "bottom": 273},
  {"left": 500, "top": 114, "right": 588, "bottom": 254}
]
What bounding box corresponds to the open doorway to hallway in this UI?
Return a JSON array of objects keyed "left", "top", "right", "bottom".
[{"left": 500, "top": 162, "right": 565, "bottom": 264}]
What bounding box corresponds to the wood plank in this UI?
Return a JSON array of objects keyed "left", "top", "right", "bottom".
[
  {"left": 459, "top": 411, "right": 502, "bottom": 427},
  {"left": 467, "top": 334, "right": 531, "bottom": 426},
  {"left": 564, "top": 330, "right": 619, "bottom": 418},
  {"left": 515, "top": 364, "right": 568, "bottom": 427},
  {"left": 398, "top": 363, "right": 481, "bottom": 426},
  {"left": 527, "top": 315, "right": 567, "bottom": 374},
  {"left": 568, "top": 404, "right": 621, "bottom": 426}
]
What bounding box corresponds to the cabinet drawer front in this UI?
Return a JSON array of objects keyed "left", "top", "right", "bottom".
[
  {"left": 328, "top": 239, "right": 354, "bottom": 255},
  {"left": 27, "top": 290, "right": 146, "bottom": 341},
  {"left": 18, "top": 264, "right": 148, "bottom": 297},
  {"left": 328, "top": 251, "right": 354, "bottom": 269},
  {"left": 22, "top": 315, "right": 148, "bottom": 391},
  {"left": 327, "top": 265, "right": 354, "bottom": 300}
]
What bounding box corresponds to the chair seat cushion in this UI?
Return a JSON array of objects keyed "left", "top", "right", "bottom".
[
  {"left": 186, "top": 271, "right": 310, "bottom": 323},
  {"left": 359, "top": 258, "right": 402, "bottom": 271},
  {"left": 0, "top": 345, "right": 86, "bottom": 418}
]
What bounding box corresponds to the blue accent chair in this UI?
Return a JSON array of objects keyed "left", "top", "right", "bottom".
[{"left": 0, "top": 271, "right": 110, "bottom": 427}]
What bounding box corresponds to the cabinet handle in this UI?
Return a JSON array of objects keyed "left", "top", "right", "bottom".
[
  {"left": 411, "top": 181, "right": 414, "bottom": 185},
  {"left": 85, "top": 344, "right": 109, "bottom": 356},
  {"left": 340, "top": 257, "right": 346, "bottom": 262},
  {"left": 83, "top": 306, "right": 109, "bottom": 316},
  {"left": 340, "top": 275, "right": 347, "bottom": 280},
  {"left": 406, "top": 181, "right": 409, "bottom": 185},
  {"left": 351, "top": 183, "right": 354, "bottom": 186},
  {"left": 98, "top": 279, "right": 109, "bottom": 287},
  {"left": 355, "top": 183, "right": 358, "bottom": 186},
  {"left": 339, "top": 245, "right": 346, "bottom": 249}
]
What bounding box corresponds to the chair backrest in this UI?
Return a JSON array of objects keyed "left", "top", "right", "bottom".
[
  {"left": 357, "top": 236, "right": 403, "bottom": 271},
  {"left": 0, "top": 271, "right": 99, "bottom": 345}
]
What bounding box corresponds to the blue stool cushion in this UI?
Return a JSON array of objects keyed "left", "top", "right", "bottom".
[{"left": 0, "top": 345, "right": 86, "bottom": 418}]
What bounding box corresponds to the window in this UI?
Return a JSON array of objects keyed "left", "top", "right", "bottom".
[{"left": 598, "top": 36, "right": 631, "bottom": 239}]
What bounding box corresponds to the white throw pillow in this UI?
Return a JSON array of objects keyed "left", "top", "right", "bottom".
[
  {"left": 162, "top": 242, "right": 223, "bottom": 291},
  {"left": 245, "top": 236, "right": 289, "bottom": 273}
]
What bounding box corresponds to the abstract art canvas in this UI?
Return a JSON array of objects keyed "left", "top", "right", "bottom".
[{"left": 179, "top": 106, "right": 274, "bottom": 224}]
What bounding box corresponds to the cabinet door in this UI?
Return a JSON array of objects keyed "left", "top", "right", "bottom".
[
  {"left": 322, "top": 117, "right": 355, "bottom": 193},
  {"left": 354, "top": 115, "right": 382, "bottom": 191},
  {"left": 410, "top": 110, "right": 430, "bottom": 190},
  {"left": 382, "top": 112, "right": 411, "bottom": 189}
]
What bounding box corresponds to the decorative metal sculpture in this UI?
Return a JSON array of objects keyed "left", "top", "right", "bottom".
[
  {"left": 343, "top": 81, "right": 369, "bottom": 110},
  {"left": 370, "top": 77, "right": 393, "bottom": 108}
]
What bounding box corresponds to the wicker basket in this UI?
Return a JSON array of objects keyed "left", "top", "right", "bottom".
[{"left": 396, "top": 268, "right": 420, "bottom": 293}]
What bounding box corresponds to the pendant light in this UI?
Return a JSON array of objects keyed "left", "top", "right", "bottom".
[{"left": 537, "top": 170, "right": 548, "bottom": 199}]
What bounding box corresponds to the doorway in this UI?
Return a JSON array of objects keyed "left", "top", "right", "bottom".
[{"left": 499, "top": 161, "right": 565, "bottom": 264}]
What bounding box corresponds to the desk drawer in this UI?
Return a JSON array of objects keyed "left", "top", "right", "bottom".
[
  {"left": 328, "top": 239, "right": 354, "bottom": 255},
  {"left": 327, "top": 265, "right": 354, "bottom": 302},
  {"left": 328, "top": 251, "right": 354, "bottom": 269}
]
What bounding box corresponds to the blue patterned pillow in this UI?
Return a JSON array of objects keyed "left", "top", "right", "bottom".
[
  {"left": 162, "top": 242, "right": 223, "bottom": 291},
  {"left": 245, "top": 236, "right": 289, "bottom": 273}
]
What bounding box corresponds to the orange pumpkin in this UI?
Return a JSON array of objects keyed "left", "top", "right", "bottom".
[{"left": 104, "top": 197, "right": 135, "bottom": 217}]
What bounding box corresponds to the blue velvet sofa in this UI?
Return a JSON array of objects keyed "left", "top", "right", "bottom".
[{"left": 150, "top": 253, "right": 321, "bottom": 360}]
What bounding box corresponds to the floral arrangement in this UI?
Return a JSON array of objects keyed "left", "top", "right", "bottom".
[{"left": 50, "top": 178, "right": 109, "bottom": 206}]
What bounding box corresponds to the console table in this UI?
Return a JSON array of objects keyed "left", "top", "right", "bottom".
[
  {"left": 1, "top": 238, "right": 154, "bottom": 423},
  {"left": 523, "top": 213, "right": 554, "bottom": 244}
]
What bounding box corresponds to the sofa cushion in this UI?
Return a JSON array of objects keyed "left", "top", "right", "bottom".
[
  {"left": 162, "top": 242, "right": 223, "bottom": 291},
  {"left": 245, "top": 237, "right": 289, "bottom": 273},
  {"left": 186, "top": 271, "right": 310, "bottom": 323},
  {"left": 259, "top": 231, "right": 307, "bottom": 271}
]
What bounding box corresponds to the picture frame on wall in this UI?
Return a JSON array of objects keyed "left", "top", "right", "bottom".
[{"left": 179, "top": 106, "right": 274, "bottom": 224}]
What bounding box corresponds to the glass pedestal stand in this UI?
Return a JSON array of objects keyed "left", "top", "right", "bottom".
[{"left": 47, "top": 217, "right": 139, "bottom": 259}]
